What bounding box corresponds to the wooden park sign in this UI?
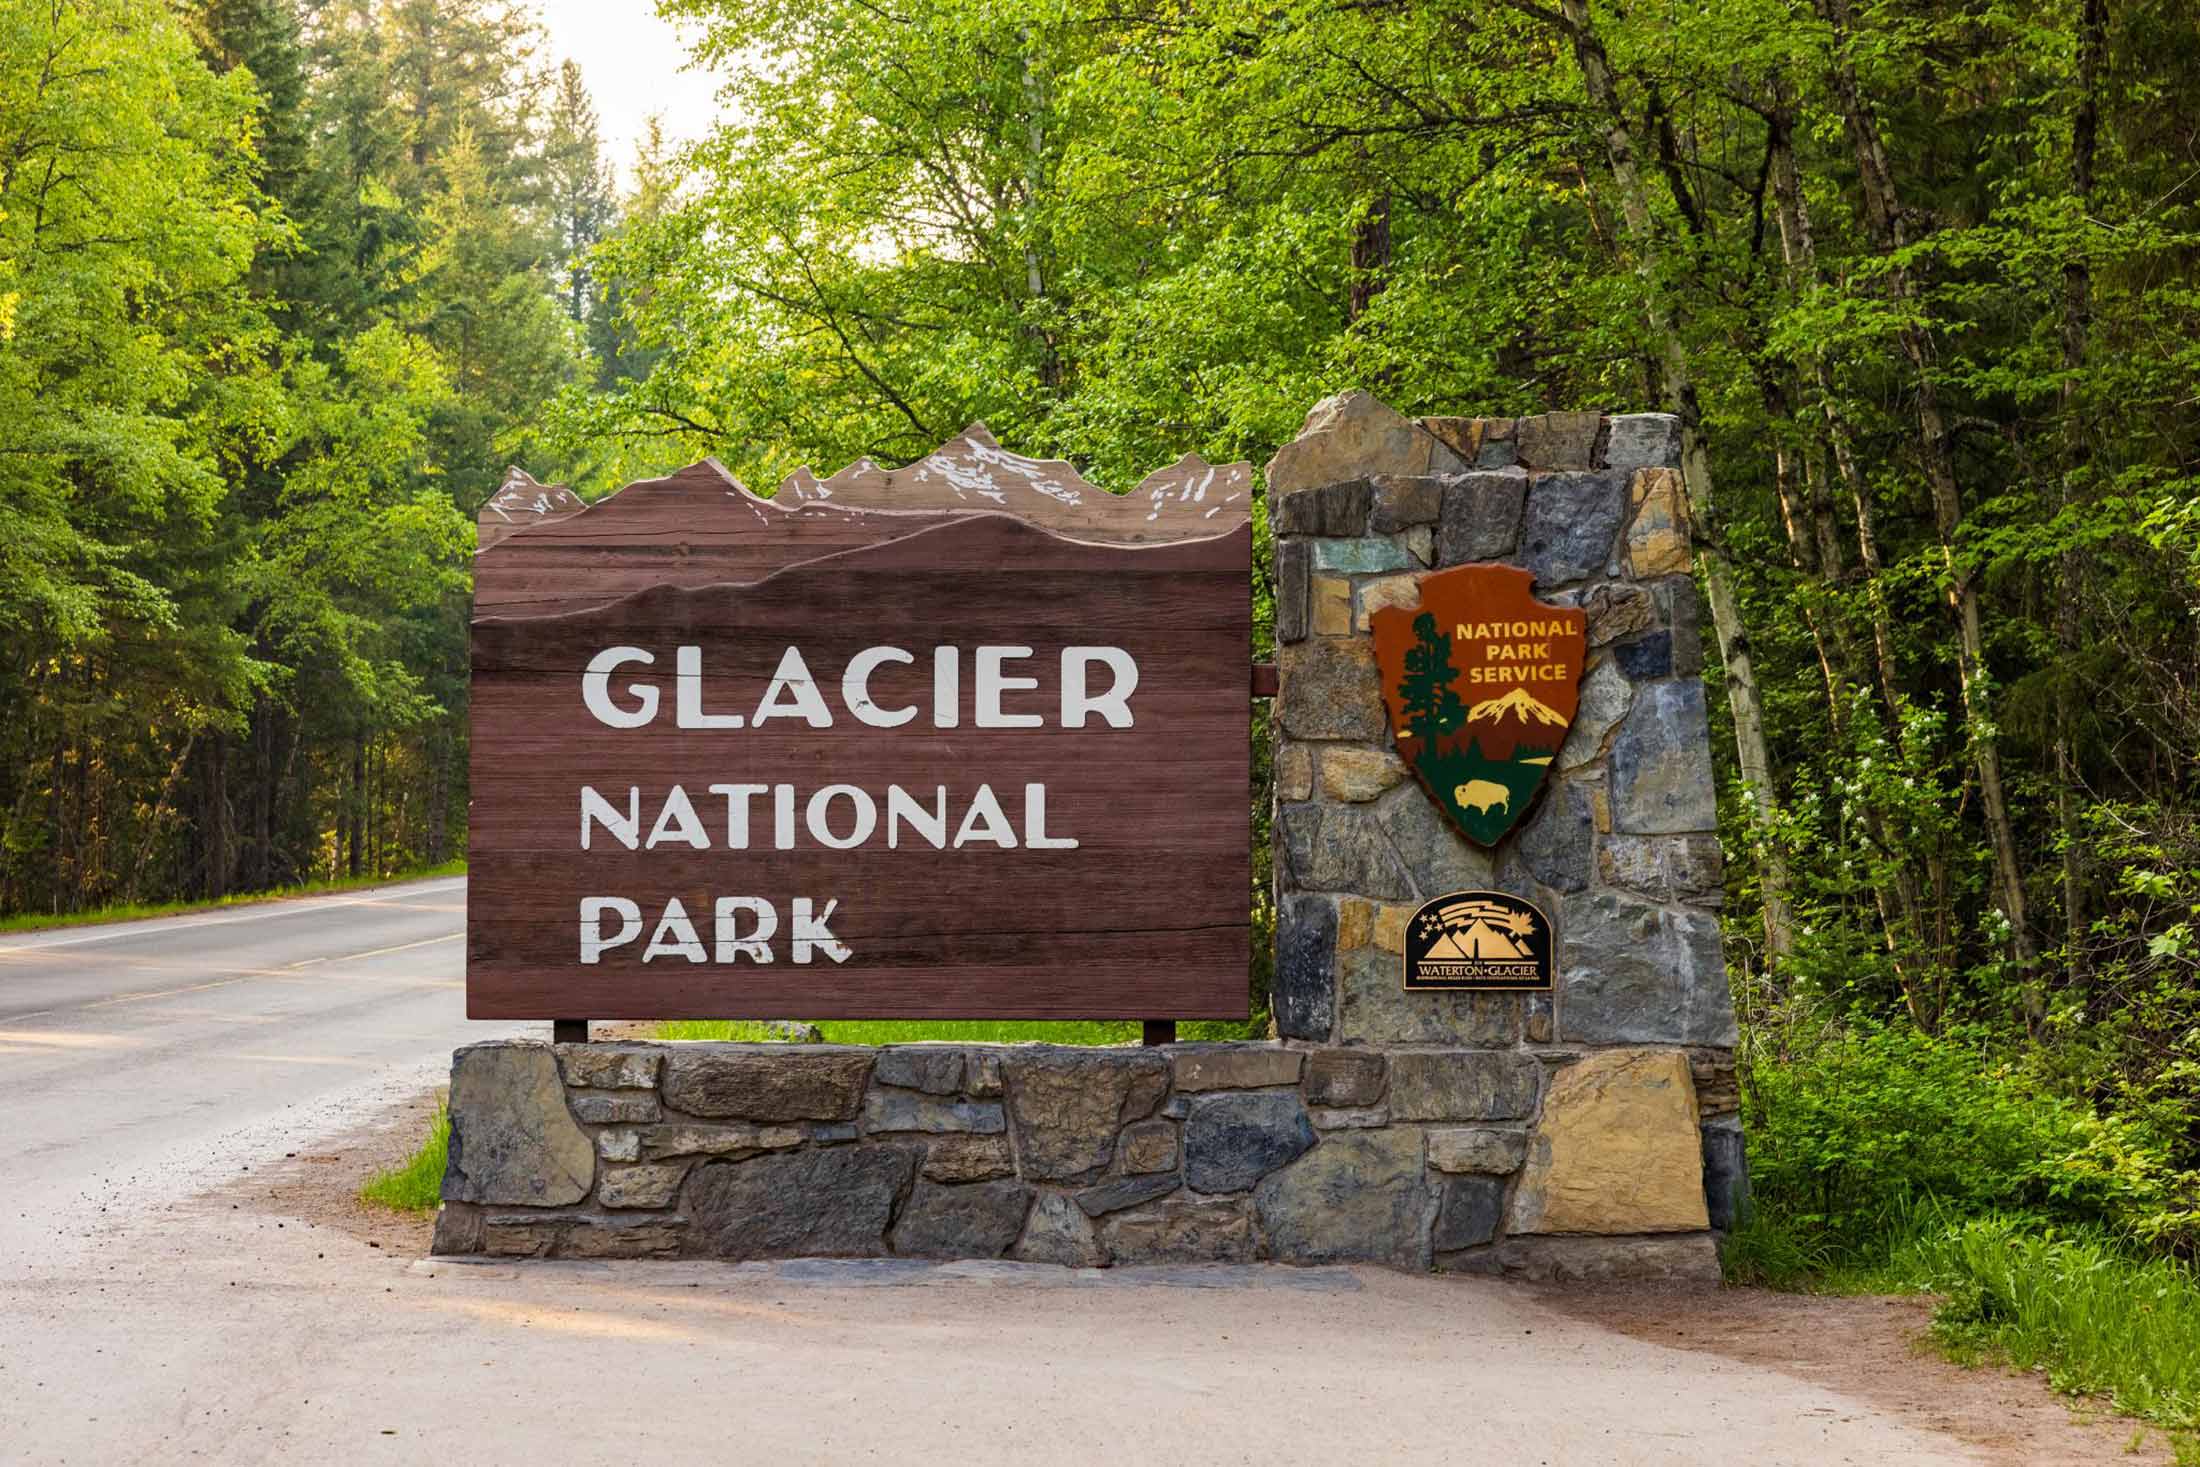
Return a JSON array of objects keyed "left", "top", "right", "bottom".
[
  {"left": 467, "top": 430, "right": 1253, "bottom": 1020},
  {"left": 1368, "top": 564, "right": 1585, "bottom": 847}
]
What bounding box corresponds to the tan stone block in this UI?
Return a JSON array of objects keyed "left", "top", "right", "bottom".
[
  {"left": 1508, "top": 1048, "right": 1709, "bottom": 1236},
  {"left": 1277, "top": 742, "right": 1313, "bottom": 803},
  {"left": 1335, "top": 897, "right": 1373, "bottom": 952},
  {"left": 598, "top": 1162, "right": 689, "bottom": 1209},
  {"left": 1264, "top": 390, "right": 1468, "bottom": 495},
  {"left": 1320, "top": 747, "right": 1407, "bottom": 802},
  {"left": 1354, "top": 573, "right": 1423, "bottom": 632},
  {"left": 1171, "top": 1046, "right": 1304, "bottom": 1091},
  {"left": 1626, "top": 468, "right": 1692, "bottom": 577},
  {"left": 1311, "top": 575, "right": 1352, "bottom": 636},
  {"left": 1373, "top": 903, "right": 1413, "bottom": 954}
]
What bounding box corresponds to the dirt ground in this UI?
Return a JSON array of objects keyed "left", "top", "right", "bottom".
[
  {"left": 244, "top": 1084, "right": 439, "bottom": 1256},
  {"left": 271, "top": 1094, "right": 2174, "bottom": 1467},
  {"left": 1549, "top": 1286, "right": 2174, "bottom": 1466}
]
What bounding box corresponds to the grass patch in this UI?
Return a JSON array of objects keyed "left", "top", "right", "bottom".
[
  {"left": 0, "top": 858, "right": 468, "bottom": 936},
  {"left": 1887, "top": 1214, "right": 2200, "bottom": 1436},
  {"left": 359, "top": 1103, "right": 450, "bottom": 1213},
  {"left": 653, "top": 1015, "right": 1268, "bottom": 1045}
]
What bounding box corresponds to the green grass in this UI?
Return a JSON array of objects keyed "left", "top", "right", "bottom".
[
  {"left": 359, "top": 1102, "right": 450, "bottom": 1213},
  {"left": 652, "top": 1015, "right": 1270, "bottom": 1045},
  {"left": 1888, "top": 1214, "right": 2200, "bottom": 1437},
  {"left": 0, "top": 858, "right": 468, "bottom": 936},
  {"left": 1729, "top": 1200, "right": 2200, "bottom": 1459}
]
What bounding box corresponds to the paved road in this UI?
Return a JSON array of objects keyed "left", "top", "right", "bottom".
[
  {"left": 0, "top": 883, "right": 2064, "bottom": 1465},
  {"left": 0, "top": 876, "right": 516, "bottom": 1265}
]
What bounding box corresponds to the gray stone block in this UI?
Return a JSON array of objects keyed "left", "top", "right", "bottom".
[
  {"left": 1613, "top": 630, "right": 1672, "bottom": 680},
  {"left": 443, "top": 1043, "right": 595, "bottom": 1207},
  {"left": 1271, "top": 895, "right": 1335, "bottom": 1042},
  {"left": 1427, "top": 1127, "right": 1530, "bottom": 1174},
  {"left": 1557, "top": 657, "right": 1633, "bottom": 771},
  {"left": 1603, "top": 413, "right": 1682, "bottom": 470},
  {"left": 1368, "top": 475, "right": 1447, "bottom": 531},
  {"left": 1183, "top": 1091, "right": 1317, "bottom": 1194},
  {"left": 1610, "top": 681, "right": 1718, "bottom": 834},
  {"left": 872, "top": 1046, "right": 966, "bottom": 1096},
  {"left": 1277, "top": 638, "right": 1386, "bottom": 742},
  {"left": 1337, "top": 948, "right": 1523, "bottom": 1046},
  {"left": 569, "top": 1091, "right": 661, "bottom": 1125},
  {"left": 892, "top": 1179, "right": 1033, "bottom": 1259},
  {"left": 1437, "top": 469, "right": 1528, "bottom": 565},
  {"left": 1557, "top": 888, "right": 1736, "bottom": 1045},
  {"left": 1303, "top": 1048, "right": 1386, "bottom": 1107},
  {"left": 1276, "top": 538, "right": 1310, "bottom": 644},
  {"left": 1374, "top": 783, "right": 1495, "bottom": 897},
  {"left": 1432, "top": 1175, "right": 1507, "bottom": 1251},
  {"left": 638, "top": 1122, "right": 804, "bottom": 1160},
  {"left": 1075, "top": 1173, "right": 1179, "bottom": 1218},
  {"left": 1521, "top": 471, "right": 1626, "bottom": 587},
  {"left": 1386, "top": 1051, "right": 1541, "bottom": 1121},
  {"left": 1280, "top": 802, "right": 1416, "bottom": 899},
  {"left": 685, "top": 1145, "right": 917, "bottom": 1260},
  {"left": 1003, "top": 1049, "right": 1167, "bottom": 1182},
  {"left": 1513, "top": 777, "right": 1594, "bottom": 894},
  {"left": 1170, "top": 1045, "right": 1303, "bottom": 1092},
  {"left": 556, "top": 1044, "right": 661, "bottom": 1091},
  {"left": 1490, "top": 1232, "right": 1721, "bottom": 1284},
  {"left": 1515, "top": 411, "right": 1604, "bottom": 470},
  {"left": 1274, "top": 479, "right": 1372, "bottom": 537},
  {"left": 1013, "top": 1191, "right": 1104, "bottom": 1267},
  {"left": 661, "top": 1047, "right": 874, "bottom": 1122},
  {"left": 1101, "top": 1200, "right": 1256, "bottom": 1264},
  {"left": 921, "top": 1134, "right": 1016, "bottom": 1182},
  {"left": 1703, "top": 1116, "right": 1751, "bottom": 1232},
  {"left": 597, "top": 1162, "right": 688, "bottom": 1209},
  {"left": 1313, "top": 536, "right": 1416, "bottom": 574},
  {"left": 861, "top": 1088, "right": 1006, "bottom": 1136},
  {"left": 1653, "top": 576, "right": 1704, "bottom": 676},
  {"left": 1598, "top": 834, "right": 1724, "bottom": 904},
  {"left": 1119, "top": 1119, "right": 1180, "bottom": 1174},
  {"left": 1254, "top": 1130, "right": 1431, "bottom": 1268}
]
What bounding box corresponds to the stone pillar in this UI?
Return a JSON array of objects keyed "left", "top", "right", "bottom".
[{"left": 1268, "top": 390, "right": 1740, "bottom": 1278}]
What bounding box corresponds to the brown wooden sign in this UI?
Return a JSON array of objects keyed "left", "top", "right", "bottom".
[
  {"left": 467, "top": 475, "right": 1253, "bottom": 1021},
  {"left": 1368, "top": 564, "right": 1585, "bottom": 846}
]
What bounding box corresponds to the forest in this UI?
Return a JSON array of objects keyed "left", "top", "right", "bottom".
[{"left": 6, "top": 0, "right": 2200, "bottom": 1333}]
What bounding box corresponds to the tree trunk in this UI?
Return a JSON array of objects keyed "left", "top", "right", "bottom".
[
  {"left": 1812, "top": 0, "right": 2040, "bottom": 999},
  {"left": 2057, "top": 0, "right": 2108, "bottom": 997},
  {"left": 347, "top": 732, "right": 365, "bottom": 879},
  {"left": 1550, "top": 0, "right": 1797, "bottom": 965}
]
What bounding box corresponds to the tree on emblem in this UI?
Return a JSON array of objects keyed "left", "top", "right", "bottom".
[{"left": 1397, "top": 612, "right": 1464, "bottom": 744}]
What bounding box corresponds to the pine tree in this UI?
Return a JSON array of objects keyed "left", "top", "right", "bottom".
[{"left": 1397, "top": 613, "right": 1465, "bottom": 746}]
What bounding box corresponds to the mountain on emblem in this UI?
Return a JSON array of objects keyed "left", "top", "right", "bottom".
[
  {"left": 1467, "top": 688, "right": 1567, "bottom": 727},
  {"left": 1368, "top": 564, "right": 1587, "bottom": 847}
]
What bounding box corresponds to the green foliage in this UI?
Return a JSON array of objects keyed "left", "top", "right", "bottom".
[
  {"left": 1890, "top": 1215, "right": 2200, "bottom": 1435},
  {"left": 360, "top": 1101, "right": 450, "bottom": 1212},
  {"left": 1744, "top": 1021, "right": 2188, "bottom": 1258}
]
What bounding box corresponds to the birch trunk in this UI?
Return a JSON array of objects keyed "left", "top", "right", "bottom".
[{"left": 1551, "top": 0, "right": 1797, "bottom": 963}]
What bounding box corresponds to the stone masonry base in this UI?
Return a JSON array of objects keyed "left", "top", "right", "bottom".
[{"left": 432, "top": 1040, "right": 1730, "bottom": 1279}]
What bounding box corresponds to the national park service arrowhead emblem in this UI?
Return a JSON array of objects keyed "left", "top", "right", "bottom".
[{"left": 1369, "top": 564, "right": 1585, "bottom": 847}]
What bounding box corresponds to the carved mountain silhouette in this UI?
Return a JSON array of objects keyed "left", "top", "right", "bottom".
[{"left": 1466, "top": 687, "right": 1568, "bottom": 727}]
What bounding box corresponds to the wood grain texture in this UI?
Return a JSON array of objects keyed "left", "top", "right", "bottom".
[
  {"left": 473, "top": 461, "right": 970, "bottom": 619},
  {"left": 777, "top": 423, "right": 1252, "bottom": 543},
  {"left": 468, "top": 515, "right": 1253, "bottom": 1020},
  {"left": 476, "top": 466, "right": 587, "bottom": 551}
]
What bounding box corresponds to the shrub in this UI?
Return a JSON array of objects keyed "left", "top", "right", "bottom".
[{"left": 1743, "top": 1021, "right": 2184, "bottom": 1259}]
